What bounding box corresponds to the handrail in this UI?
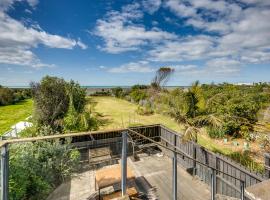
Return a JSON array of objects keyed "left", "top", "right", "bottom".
[
  {"left": 127, "top": 128, "right": 248, "bottom": 183},
  {"left": 0, "top": 124, "right": 162, "bottom": 147}
]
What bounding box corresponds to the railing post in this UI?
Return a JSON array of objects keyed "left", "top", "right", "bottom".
[
  {"left": 210, "top": 168, "right": 216, "bottom": 200},
  {"left": 172, "top": 134, "right": 177, "bottom": 200},
  {"left": 1, "top": 144, "right": 9, "bottom": 200},
  {"left": 193, "top": 143, "right": 197, "bottom": 176},
  {"left": 240, "top": 181, "right": 245, "bottom": 200},
  {"left": 264, "top": 153, "right": 270, "bottom": 179},
  {"left": 121, "top": 131, "right": 127, "bottom": 196},
  {"left": 173, "top": 151, "right": 177, "bottom": 200}
]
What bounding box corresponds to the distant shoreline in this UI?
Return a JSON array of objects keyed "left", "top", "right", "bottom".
[{"left": 5, "top": 85, "right": 190, "bottom": 89}]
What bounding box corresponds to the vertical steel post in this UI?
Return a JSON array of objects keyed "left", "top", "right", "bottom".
[
  {"left": 173, "top": 151, "right": 177, "bottom": 200},
  {"left": 172, "top": 134, "right": 177, "bottom": 200},
  {"left": 121, "top": 131, "right": 127, "bottom": 196},
  {"left": 264, "top": 153, "right": 270, "bottom": 179},
  {"left": 240, "top": 181, "right": 245, "bottom": 200},
  {"left": 210, "top": 168, "right": 216, "bottom": 200},
  {"left": 1, "top": 144, "right": 9, "bottom": 200}
]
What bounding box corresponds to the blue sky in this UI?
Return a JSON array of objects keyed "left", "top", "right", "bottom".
[{"left": 0, "top": 0, "right": 269, "bottom": 86}]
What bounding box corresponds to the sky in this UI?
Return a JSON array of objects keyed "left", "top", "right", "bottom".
[{"left": 0, "top": 0, "right": 270, "bottom": 86}]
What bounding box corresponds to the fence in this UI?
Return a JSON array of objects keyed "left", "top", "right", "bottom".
[{"left": 159, "top": 125, "right": 267, "bottom": 199}]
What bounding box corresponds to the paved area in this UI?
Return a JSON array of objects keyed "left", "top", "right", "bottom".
[{"left": 48, "top": 154, "right": 210, "bottom": 200}]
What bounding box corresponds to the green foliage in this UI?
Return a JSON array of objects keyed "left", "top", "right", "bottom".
[
  {"left": 207, "top": 127, "right": 225, "bottom": 138},
  {"left": 136, "top": 104, "right": 154, "bottom": 116},
  {"left": 31, "top": 76, "right": 96, "bottom": 133},
  {"left": 229, "top": 151, "right": 264, "bottom": 173},
  {"left": 111, "top": 87, "right": 124, "bottom": 98},
  {"left": 159, "top": 83, "right": 270, "bottom": 138},
  {"left": 31, "top": 76, "right": 69, "bottom": 132},
  {"left": 66, "top": 80, "right": 86, "bottom": 113},
  {"left": 0, "top": 86, "right": 31, "bottom": 106},
  {"left": 130, "top": 88, "right": 148, "bottom": 103},
  {"left": 9, "top": 141, "right": 80, "bottom": 200}
]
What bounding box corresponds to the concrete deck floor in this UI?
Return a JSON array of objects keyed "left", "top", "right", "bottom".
[{"left": 48, "top": 154, "right": 210, "bottom": 200}]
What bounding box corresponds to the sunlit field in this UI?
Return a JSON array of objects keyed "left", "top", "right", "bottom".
[{"left": 0, "top": 99, "right": 33, "bottom": 135}]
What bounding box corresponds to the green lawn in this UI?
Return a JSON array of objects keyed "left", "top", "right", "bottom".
[
  {"left": 0, "top": 99, "right": 33, "bottom": 135},
  {"left": 91, "top": 96, "right": 184, "bottom": 132}
]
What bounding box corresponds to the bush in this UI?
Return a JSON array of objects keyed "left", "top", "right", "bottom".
[
  {"left": 9, "top": 141, "right": 80, "bottom": 200},
  {"left": 0, "top": 87, "right": 14, "bottom": 105},
  {"left": 207, "top": 127, "right": 225, "bottom": 138},
  {"left": 136, "top": 104, "right": 154, "bottom": 116},
  {"left": 111, "top": 87, "right": 124, "bottom": 98},
  {"left": 130, "top": 89, "right": 148, "bottom": 103}
]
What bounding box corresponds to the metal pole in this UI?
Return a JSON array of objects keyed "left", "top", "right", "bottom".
[
  {"left": 1, "top": 144, "right": 9, "bottom": 200},
  {"left": 210, "top": 168, "right": 216, "bottom": 200},
  {"left": 240, "top": 181, "right": 245, "bottom": 200},
  {"left": 121, "top": 131, "right": 127, "bottom": 196},
  {"left": 172, "top": 151, "right": 177, "bottom": 200}
]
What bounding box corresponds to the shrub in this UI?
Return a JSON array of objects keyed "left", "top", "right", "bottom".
[
  {"left": 207, "top": 127, "right": 225, "bottom": 138},
  {"left": 9, "top": 141, "right": 80, "bottom": 200},
  {"left": 111, "top": 87, "right": 124, "bottom": 98},
  {"left": 136, "top": 104, "right": 154, "bottom": 116},
  {"left": 130, "top": 89, "right": 148, "bottom": 103}
]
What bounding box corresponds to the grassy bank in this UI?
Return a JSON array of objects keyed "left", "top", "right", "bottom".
[
  {"left": 91, "top": 96, "right": 183, "bottom": 132},
  {"left": 0, "top": 99, "right": 33, "bottom": 134}
]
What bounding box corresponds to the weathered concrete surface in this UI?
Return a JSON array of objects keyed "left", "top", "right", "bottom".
[
  {"left": 245, "top": 179, "right": 270, "bottom": 200},
  {"left": 48, "top": 154, "right": 210, "bottom": 200}
]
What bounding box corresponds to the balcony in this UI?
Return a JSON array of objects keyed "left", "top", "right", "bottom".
[{"left": 0, "top": 124, "right": 269, "bottom": 200}]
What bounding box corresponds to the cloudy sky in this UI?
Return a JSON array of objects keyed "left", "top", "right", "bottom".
[{"left": 0, "top": 0, "right": 270, "bottom": 86}]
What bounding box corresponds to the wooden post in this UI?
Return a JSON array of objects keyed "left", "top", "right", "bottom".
[{"left": 264, "top": 153, "right": 270, "bottom": 179}]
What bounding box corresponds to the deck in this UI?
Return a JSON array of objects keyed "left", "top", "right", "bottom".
[{"left": 48, "top": 154, "right": 210, "bottom": 200}]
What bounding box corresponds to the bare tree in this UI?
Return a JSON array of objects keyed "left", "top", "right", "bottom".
[{"left": 151, "top": 67, "right": 174, "bottom": 89}]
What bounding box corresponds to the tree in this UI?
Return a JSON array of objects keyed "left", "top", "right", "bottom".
[
  {"left": 151, "top": 67, "right": 174, "bottom": 89},
  {"left": 31, "top": 76, "right": 69, "bottom": 132},
  {"left": 66, "top": 80, "right": 86, "bottom": 113},
  {"left": 0, "top": 87, "right": 14, "bottom": 105}
]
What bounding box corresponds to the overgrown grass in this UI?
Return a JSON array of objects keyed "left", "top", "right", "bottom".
[
  {"left": 0, "top": 99, "right": 33, "bottom": 135},
  {"left": 198, "top": 135, "right": 264, "bottom": 173},
  {"left": 90, "top": 96, "right": 183, "bottom": 132}
]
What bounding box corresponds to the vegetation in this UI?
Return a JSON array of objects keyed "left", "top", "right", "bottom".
[
  {"left": 0, "top": 85, "right": 31, "bottom": 106},
  {"left": 91, "top": 96, "right": 183, "bottom": 131},
  {"left": 0, "top": 99, "right": 33, "bottom": 134},
  {"left": 30, "top": 76, "right": 98, "bottom": 134},
  {"left": 9, "top": 140, "right": 80, "bottom": 200}
]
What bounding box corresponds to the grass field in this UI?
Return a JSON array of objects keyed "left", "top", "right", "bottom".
[
  {"left": 91, "top": 96, "right": 184, "bottom": 132},
  {"left": 91, "top": 96, "right": 265, "bottom": 172},
  {"left": 0, "top": 99, "right": 33, "bottom": 135}
]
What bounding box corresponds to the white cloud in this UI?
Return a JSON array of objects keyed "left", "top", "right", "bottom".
[
  {"left": 0, "top": 1, "right": 87, "bottom": 68},
  {"left": 162, "top": 0, "right": 270, "bottom": 66},
  {"left": 142, "top": 0, "right": 162, "bottom": 14},
  {"left": 148, "top": 35, "right": 215, "bottom": 62},
  {"left": 94, "top": 2, "right": 177, "bottom": 53},
  {"left": 0, "top": 0, "right": 38, "bottom": 11},
  {"left": 108, "top": 61, "right": 155, "bottom": 73},
  {"left": 205, "top": 58, "right": 242, "bottom": 74}
]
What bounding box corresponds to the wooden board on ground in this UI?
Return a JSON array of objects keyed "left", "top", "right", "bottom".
[
  {"left": 96, "top": 164, "right": 135, "bottom": 189},
  {"left": 102, "top": 187, "right": 137, "bottom": 200}
]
